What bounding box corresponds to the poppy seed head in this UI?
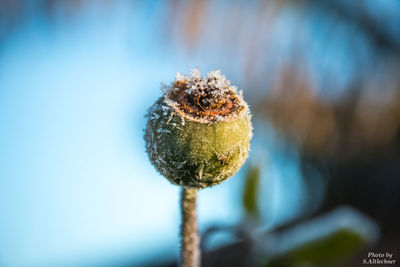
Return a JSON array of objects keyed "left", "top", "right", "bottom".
[{"left": 145, "top": 69, "right": 252, "bottom": 188}]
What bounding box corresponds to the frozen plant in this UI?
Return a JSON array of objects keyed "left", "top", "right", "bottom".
[{"left": 145, "top": 68, "right": 252, "bottom": 267}]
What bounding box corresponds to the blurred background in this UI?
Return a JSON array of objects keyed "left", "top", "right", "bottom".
[{"left": 0, "top": 0, "right": 399, "bottom": 266}]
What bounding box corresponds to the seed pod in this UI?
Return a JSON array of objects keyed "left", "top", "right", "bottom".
[{"left": 145, "top": 69, "right": 252, "bottom": 188}]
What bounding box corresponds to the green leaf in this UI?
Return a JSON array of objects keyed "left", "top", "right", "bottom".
[
  {"left": 263, "top": 207, "right": 379, "bottom": 267},
  {"left": 242, "top": 164, "right": 260, "bottom": 218},
  {"left": 266, "top": 228, "right": 367, "bottom": 267}
]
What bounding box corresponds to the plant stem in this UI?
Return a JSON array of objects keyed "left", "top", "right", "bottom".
[{"left": 180, "top": 187, "right": 200, "bottom": 267}]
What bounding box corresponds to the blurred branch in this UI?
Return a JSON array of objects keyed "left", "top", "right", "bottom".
[{"left": 308, "top": 0, "right": 400, "bottom": 55}]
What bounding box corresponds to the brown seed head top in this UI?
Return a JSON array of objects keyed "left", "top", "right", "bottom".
[{"left": 163, "top": 69, "right": 248, "bottom": 123}]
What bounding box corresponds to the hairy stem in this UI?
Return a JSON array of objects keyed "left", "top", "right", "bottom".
[{"left": 180, "top": 187, "right": 200, "bottom": 267}]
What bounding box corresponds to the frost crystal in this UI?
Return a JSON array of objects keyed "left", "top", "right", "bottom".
[{"left": 175, "top": 72, "right": 186, "bottom": 82}]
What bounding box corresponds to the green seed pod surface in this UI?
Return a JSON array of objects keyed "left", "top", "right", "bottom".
[{"left": 145, "top": 69, "right": 252, "bottom": 188}]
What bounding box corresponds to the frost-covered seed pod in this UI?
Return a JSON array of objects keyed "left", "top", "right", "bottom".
[{"left": 145, "top": 69, "right": 252, "bottom": 188}]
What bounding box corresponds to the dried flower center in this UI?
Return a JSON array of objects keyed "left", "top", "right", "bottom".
[{"left": 168, "top": 80, "right": 242, "bottom": 120}]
